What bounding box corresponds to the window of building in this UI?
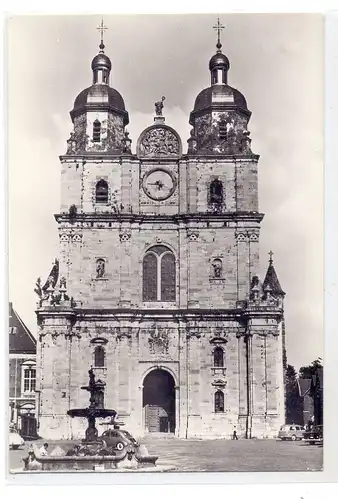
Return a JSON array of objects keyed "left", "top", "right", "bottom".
[
  {"left": 214, "top": 390, "right": 225, "bottom": 413},
  {"left": 93, "top": 119, "right": 101, "bottom": 142},
  {"left": 23, "top": 368, "right": 36, "bottom": 393},
  {"left": 209, "top": 179, "right": 224, "bottom": 206},
  {"left": 219, "top": 120, "right": 227, "bottom": 140},
  {"left": 213, "top": 347, "right": 224, "bottom": 367},
  {"left": 143, "top": 245, "right": 176, "bottom": 302},
  {"left": 95, "top": 180, "right": 108, "bottom": 204},
  {"left": 94, "top": 346, "right": 105, "bottom": 367}
]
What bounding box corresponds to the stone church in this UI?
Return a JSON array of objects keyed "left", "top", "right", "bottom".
[{"left": 35, "top": 23, "right": 286, "bottom": 440}]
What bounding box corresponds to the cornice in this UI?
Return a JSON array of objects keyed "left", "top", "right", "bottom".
[{"left": 54, "top": 211, "right": 265, "bottom": 224}]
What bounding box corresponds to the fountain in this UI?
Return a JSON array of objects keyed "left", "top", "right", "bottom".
[
  {"left": 23, "top": 368, "right": 166, "bottom": 472},
  {"left": 67, "top": 368, "right": 116, "bottom": 444}
]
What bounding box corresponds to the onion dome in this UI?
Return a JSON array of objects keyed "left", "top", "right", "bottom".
[
  {"left": 209, "top": 51, "right": 230, "bottom": 73},
  {"left": 91, "top": 51, "right": 112, "bottom": 72}
]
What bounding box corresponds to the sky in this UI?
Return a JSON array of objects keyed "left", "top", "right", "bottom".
[{"left": 7, "top": 14, "right": 323, "bottom": 370}]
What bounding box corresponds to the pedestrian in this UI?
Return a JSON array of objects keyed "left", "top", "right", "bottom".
[
  {"left": 39, "top": 442, "right": 49, "bottom": 456},
  {"left": 232, "top": 427, "right": 239, "bottom": 440}
]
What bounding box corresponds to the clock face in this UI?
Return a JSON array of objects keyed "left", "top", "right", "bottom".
[{"left": 143, "top": 168, "right": 176, "bottom": 201}]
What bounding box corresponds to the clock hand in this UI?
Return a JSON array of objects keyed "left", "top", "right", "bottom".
[{"left": 148, "top": 181, "right": 165, "bottom": 189}]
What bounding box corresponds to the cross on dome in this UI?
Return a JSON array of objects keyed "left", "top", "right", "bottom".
[
  {"left": 213, "top": 17, "right": 225, "bottom": 51},
  {"left": 97, "top": 18, "right": 108, "bottom": 52},
  {"left": 268, "top": 250, "right": 274, "bottom": 264}
]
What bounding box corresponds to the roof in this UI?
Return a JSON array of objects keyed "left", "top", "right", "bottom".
[
  {"left": 298, "top": 378, "right": 312, "bottom": 397},
  {"left": 9, "top": 302, "right": 36, "bottom": 354},
  {"left": 192, "top": 85, "right": 248, "bottom": 113},
  {"left": 71, "top": 84, "right": 129, "bottom": 125},
  {"left": 262, "top": 261, "right": 285, "bottom": 296}
]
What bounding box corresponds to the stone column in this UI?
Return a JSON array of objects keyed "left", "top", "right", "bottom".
[
  {"left": 186, "top": 329, "right": 202, "bottom": 437},
  {"left": 119, "top": 227, "right": 132, "bottom": 307},
  {"left": 178, "top": 324, "right": 188, "bottom": 438},
  {"left": 236, "top": 231, "right": 250, "bottom": 301},
  {"left": 250, "top": 332, "right": 268, "bottom": 438},
  {"left": 179, "top": 222, "right": 188, "bottom": 308},
  {"left": 187, "top": 230, "right": 200, "bottom": 307},
  {"left": 117, "top": 328, "right": 131, "bottom": 424}
]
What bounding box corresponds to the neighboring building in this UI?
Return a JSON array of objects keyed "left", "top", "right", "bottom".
[
  {"left": 9, "top": 302, "right": 37, "bottom": 438},
  {"left": 36, "top": 23, "right": 286, "bottom": 440},
  {"left": 298, "top": 366, "right": 323, "bottom": 428}
]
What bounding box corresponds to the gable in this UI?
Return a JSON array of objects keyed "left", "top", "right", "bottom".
[{"left": 9, "top": 303, "right": 36, "bottom": 354}]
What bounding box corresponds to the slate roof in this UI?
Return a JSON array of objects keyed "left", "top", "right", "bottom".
[
  {"left": 298, "top": 378, "right": 312, "bottom": 397},
  {"left": 262, "top": 261, "right": 285, "bottom": 296},
  {"left": 9, "top": 302, "right": 36, "bottom": 354}
]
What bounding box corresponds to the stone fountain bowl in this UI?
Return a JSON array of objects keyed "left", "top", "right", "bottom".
[{"left": 67, "top": 408, "right": 117, "bottom": 419}]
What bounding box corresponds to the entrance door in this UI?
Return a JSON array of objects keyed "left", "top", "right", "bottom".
[
  {"left": 143, "top": 369, "right": 175, "bottom": 433},
  {"left": 21, "top": 415, "right": 37, "bottom": 439}
]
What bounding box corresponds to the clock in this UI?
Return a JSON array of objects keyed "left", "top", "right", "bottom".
[{"left": 143, "top": 168, "right": 177, "bottom": 201}]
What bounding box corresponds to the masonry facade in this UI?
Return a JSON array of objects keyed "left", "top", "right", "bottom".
[{"left": 36, "top": 30, "right": 286, "bottom": 440}]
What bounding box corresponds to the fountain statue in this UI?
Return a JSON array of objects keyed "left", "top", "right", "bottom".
[{"left": 67, "top": 368, "right": 116, "bottom": 443}]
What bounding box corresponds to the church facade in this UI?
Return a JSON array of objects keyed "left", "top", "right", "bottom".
[{"left": 36, "top": 25, "right": 286, "bottom": 440}]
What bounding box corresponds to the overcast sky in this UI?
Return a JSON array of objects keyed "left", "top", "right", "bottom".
[{"left": 7, "top": 14, "right": 323, "bottom": 370}]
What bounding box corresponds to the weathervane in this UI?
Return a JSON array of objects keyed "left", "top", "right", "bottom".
[
  {"left": 213, "top": 17, "right": 225, "bottom": 51},
  {"left": 97, "top": 18, "right": 108, "bottom": 52}
]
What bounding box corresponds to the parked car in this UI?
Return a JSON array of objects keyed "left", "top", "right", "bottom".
[
  {"left": 278, "top": 424, "right": 305, "bottom": 441},
  {"left": 9, "top": 426, "right": 25, "bottom": 450},
  {"left": 100, "top": 429, "right": 138, "bottom": 451},
  {"left": 303, "top": 425, "right": 323, "bottom": 444}
]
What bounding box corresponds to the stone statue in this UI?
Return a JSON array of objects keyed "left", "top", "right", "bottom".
[
  {"left": 212, "top": 259, "right": 222, "bottom": 278},
  {"left": 96, "top": 259, "right": 105, "bottom": 278},
  {"left": 155, "top": 96, "right": 165, "bottom": 116}
]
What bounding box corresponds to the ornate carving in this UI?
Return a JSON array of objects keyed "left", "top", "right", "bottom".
[
  {"left": 248, "top": 231, "right": 259, "bottom": 242},
  {"left": 138, "top": 126, "right": 180, "bottom": 157},
  {"left": 119, "top": 231, "right": 131, "bottom": 242},
  {"left": 235, "top": 231, "right": 248, "bottom": 242},
  {"left": 72, "top": 233, "right": 82, "bottom": 242},
  {"left": 59, "top": 233, "right": 70, "bottom": 242},
  {"left": 116, "top": 327, "right": 132, "bottom": 340},
  {"left": 211, "top": 379, "right": 227, "bottom": 388},
  {"left": 148, "top": 327, "right": 169, "bottom": 355},
  {"left": 66, "top": 132, "right": 77, "bottom": 154},
  {"left": 187, "top": 230, "right": 199, "bottom": 241},
  {"left": 186, "top": 329, "right": 201, "bottom": 339}
]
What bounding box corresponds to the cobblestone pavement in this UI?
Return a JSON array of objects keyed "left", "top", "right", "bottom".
[{"left": 8, "top": 437, "right": 323, "bottom": 473}]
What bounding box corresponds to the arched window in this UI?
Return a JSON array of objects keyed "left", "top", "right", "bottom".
[
  {"left": 209, "top": 179, "right": 224, "bottom": 206},
  {"left": 93, "top": 119, "right": 101, "bottom": 142},
  {"left": 94, "top": 346, "right": 105, "bottom": 367},
  {"left": 219, "top": 120, "right": 227, "bottom": 140},
  {"left": 95, "top": 180, "right": 108, "bottom": 204},
  {"left": 213, "top": 347, "right": 224, "bottom": 367},
  {"left": 214, "top": 390, "right": 224, "bottom": 413},
  {"left": 143, "top": 245, "right": 176, "bottom": 302}
]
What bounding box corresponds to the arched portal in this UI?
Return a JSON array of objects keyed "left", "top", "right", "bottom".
[{"left": 142, "top": 369, "right": 176, "bottom": 433}]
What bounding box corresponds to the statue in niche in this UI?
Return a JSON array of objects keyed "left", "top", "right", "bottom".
[
  {"left": 212, "top": 259, "right": 223, "bottom": 278},
  {"left": 96, "top": 259, "right": 105, "bottom": 278},
  {"left": 155, "top": 96, "right": 166, "bottom": 116}
]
